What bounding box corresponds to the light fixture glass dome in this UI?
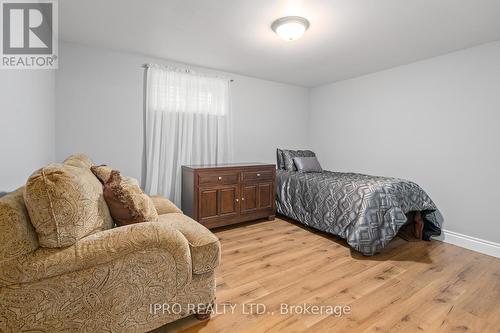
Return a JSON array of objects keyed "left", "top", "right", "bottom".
[{"left": 271, "top": 16, "right": 310, "bottom": 41}]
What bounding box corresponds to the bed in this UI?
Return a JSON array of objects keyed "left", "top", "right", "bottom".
[{"left": 275, "top": 150, "right": 443, "bottom": 256}]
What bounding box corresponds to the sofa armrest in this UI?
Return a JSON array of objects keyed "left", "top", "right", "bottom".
[
  {"left": 158, "top": 213, "right": 221, "bottom": 274},
  {"left": 0, "top": 222, "right": 192, "bottom": 287},
  {"left": 150, "top": 195, "right": 182, "bottom": 215}
]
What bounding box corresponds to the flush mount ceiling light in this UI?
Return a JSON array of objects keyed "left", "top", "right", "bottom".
[{"left": 271, "top": 16, "right": 310, "bottom": 41}]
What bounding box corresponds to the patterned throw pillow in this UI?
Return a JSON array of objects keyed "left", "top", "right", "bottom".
[
  {"left": 24, "top": 163, "right": 112, "bottom": 248},
  {"left": 282, "top": 149, "right": 316, "bottom": 171},
  {"left": 102, "top": 170, "right": 158, "bottom": 226},
  {"left": 92, "top": 165, "right": 140, "bottom": 187}
]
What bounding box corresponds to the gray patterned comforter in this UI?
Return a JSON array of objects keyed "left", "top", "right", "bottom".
[{"left": 276, "top": 170, "right": 443, "bottom": 255}]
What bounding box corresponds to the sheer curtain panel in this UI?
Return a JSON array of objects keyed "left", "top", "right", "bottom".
[{"left": 144, "top": 65, "right": 233, "bottom": 206}]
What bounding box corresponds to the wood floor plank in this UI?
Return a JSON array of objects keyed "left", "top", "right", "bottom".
[{"left": 155, "top": 217, "right": 500, "bottom": 333}]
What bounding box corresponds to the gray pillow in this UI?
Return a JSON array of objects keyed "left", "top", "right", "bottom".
[
  {"left": 0, "top": 192, "right": 8, "bottom": 198},
  {"left": 282, "top": 149, "right": 316, "bottom": 171},
  {"left": 293, "top": 157, "right": 323, "bottom": 173},
  {"left": 276, "top": 149, "right": 285, "bottom": 170}
]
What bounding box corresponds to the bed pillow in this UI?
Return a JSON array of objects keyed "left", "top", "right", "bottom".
[
  {"left": 276, "top": 149, "right": 285, "bottom": 170},
  {"left": 282, "top": 149, "right": 316, "bottom": 171},
  {"left": 293, "top": 157, "right": 323, "bottom": 173}
]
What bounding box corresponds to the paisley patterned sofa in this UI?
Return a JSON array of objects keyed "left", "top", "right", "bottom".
[{"left": 0, "top": 154, "right": 220, "bottom": 332}]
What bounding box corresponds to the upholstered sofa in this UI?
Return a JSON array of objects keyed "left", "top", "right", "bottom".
[{"left": 0, "top": 154, "right": 220, "bottom": 333}]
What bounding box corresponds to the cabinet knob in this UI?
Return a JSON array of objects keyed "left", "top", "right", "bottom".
[
  {"left": 218, "top": 176, "right": 222, "bottom": 180},
  {"left": 241, "top": 198, "right": 245, "bottom": 201},
  {"left": 257, "top": 173, "right": 261, "bottom": 177},
  {"left": 235, "top": 198, "right": 239, "bottom": 202}
]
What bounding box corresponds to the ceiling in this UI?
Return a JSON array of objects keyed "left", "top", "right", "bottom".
[{"left": 60, "top": 0, "right": 500, "bottom": 87}]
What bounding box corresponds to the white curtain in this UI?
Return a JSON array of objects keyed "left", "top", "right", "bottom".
[{"left": 144, "top": 65, "right": 233, "bottom": 206}]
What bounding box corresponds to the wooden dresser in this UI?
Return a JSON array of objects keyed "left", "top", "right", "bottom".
[{"left": 181, "top": 163, "right": 276, "bottom": 229}]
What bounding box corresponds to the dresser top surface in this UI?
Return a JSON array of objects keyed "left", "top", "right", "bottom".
[{"left": 182, "top": 163, "right": 275, "bottom": 170}]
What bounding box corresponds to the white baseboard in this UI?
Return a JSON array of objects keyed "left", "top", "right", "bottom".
[{"left": 434, "top": 229, "right": 500, "bottom": 258}]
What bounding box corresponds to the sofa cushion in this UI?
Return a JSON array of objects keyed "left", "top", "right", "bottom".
[
  {"left": 150, "top": 195, "right": 182, "bottom": 215},
  {"left": 103, "top": 170, "right": 158, "bottom": 226},
  {"left": 24, "top": 163, "right": 113, "bottom": 248},
  {"left": 157, "top": 213, "right": 220, "bottom": 274},
  {"left": 0, "top": 188, "right": 39, "bottom": 261}
]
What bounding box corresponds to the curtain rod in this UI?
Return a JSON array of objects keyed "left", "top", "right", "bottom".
[{"left": 142, "top": 63, "right": 234, "bottom": 82}]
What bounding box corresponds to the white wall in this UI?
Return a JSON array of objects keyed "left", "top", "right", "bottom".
[
  {"left": 309, "top": 41, "right": 500, "bottom": 244},
  {"left": 55, "top": 41, "right": 500, "bottom": 246},
  {"left": 0, "top": 70, "right": 55, "bottom": 191},
  {"left": 56, "top": 42, "right": 309, "bottom": 183}
]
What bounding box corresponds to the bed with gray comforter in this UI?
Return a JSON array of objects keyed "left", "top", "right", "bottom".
[{"left": 276, "top": 169, "right": 443, "bottom": 255}]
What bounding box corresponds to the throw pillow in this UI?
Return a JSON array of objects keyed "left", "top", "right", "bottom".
[
  {"left": 92, "top": 165, "right": 140, "bottom": 187},
  {"left": 63, "top": 153, "right": 94, "bottom": 169},
  {"left": 24, "top": 164, "right": 112, "bottom": 248},
  {"left": 103, "top": 170, "right": 158, "bottom": 226},
  {"left": 91, "top": 164, "right": 113, "bottom": 183}
]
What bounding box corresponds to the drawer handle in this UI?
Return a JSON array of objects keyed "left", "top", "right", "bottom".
[
  {"left": 218, "top": 176, "right": 222, "bottom": 180},
  {"left": 257, "top": 173, "right": 261, "bottom": 177}
]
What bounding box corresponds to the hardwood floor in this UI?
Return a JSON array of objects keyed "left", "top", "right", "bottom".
[{"left": 157, "top": 217, "right": 500, "bottom": 333}]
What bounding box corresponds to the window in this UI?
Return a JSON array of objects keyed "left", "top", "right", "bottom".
[
  {"left": 149, "top": 69, "right": 227, "bottom": 115},
  {"left": 144, "top": 65, "right": 233, "bottom": 205}
]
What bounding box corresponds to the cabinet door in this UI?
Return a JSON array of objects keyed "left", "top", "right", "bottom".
[
  {"left": 199, "top": 189, "right": 218, "bottom": 220},
  {"left": 241, "top": 184, "right": 258, "bottom": 212},
  {"left": 218, "top": 185, "right": 239, "bottom": 217},
  {"left": 258, "top": 182, "right": 273, "bottom": 209}
]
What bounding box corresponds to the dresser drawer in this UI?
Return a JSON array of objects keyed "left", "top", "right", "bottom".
[
  {"left": 242, "top": 170, "right": 274, "bottom": 182},
  {"left": 199, "top": 172, "right": 239, "bottom": 186}
]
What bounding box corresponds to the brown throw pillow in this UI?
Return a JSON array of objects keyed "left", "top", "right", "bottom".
[
  {"left": 103, "top": 170, "right": 158, "bottom": 226},
  {"left": 91, "top": 165, "right": 113, "bottom": 183}
]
